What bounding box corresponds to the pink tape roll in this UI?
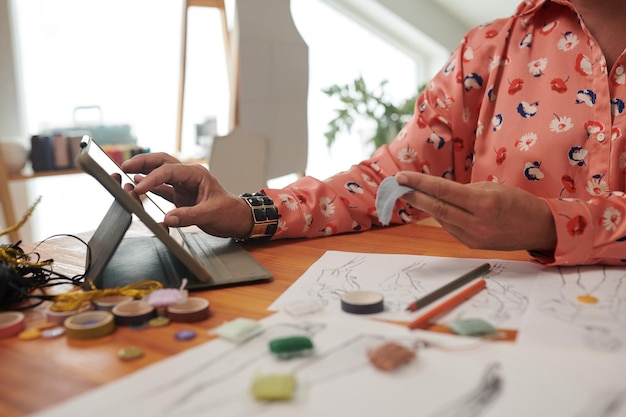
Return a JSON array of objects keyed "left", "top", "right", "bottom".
[
  {"left": 0, "top": 311, "right": 26, "bottom": 338},
  {"left": 45, "top": 303, "right": 93, "bottom": 325},
  {"left": 166, "top": 297, "right": 210, "bottom": 323}
]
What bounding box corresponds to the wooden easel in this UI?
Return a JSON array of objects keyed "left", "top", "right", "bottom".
[
  {"left": 175, "top": 0, "right": 233, "bottom": 153},
  {"left": 0, "top": 145, "right": 19, "bottom": 242}
]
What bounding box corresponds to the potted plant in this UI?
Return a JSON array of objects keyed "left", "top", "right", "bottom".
[{"left": 322, "top": 76, "right": 423, "bottom": 155}]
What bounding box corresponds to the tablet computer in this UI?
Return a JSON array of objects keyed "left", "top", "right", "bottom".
[{"left": 76, "top": 135, "right": 273, "bottom": 290}]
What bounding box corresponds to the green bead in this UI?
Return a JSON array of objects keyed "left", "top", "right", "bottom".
[
  {"left": 268, "top": 336, "right": 314, "bottom": 358},
  {"left": 449, "top": 318, "right": 496, "bottom": 336}
]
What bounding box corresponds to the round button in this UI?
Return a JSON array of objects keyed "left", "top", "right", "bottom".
[
  {"left": 616, "top": 65, "right": 624, "bottom": 76},
  {"left": 118, "top": 346, "right": 144, "bottom": 361},
  {"left": 18, "top": 329, "right": 41, "bottom": 340},
  {"left": 148, "top": 316, "right": 171, "bottom": 327},
  {"left": 41, "top": 327, "right": 65, "bottom": 338},
  {"left": 175, "top": 330, "right": 197, "bottom": 340},
  {"left": 597, "top": 132, "right": 605, "bottom": 142}
]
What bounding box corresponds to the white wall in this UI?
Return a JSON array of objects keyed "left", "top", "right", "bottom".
[{"left": 0, "top": 0, "right": 24, "bottom": 140}]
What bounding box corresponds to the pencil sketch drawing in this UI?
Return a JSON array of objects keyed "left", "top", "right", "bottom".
[
  {"left": 426, "top": 362, "right": 503, "bottom": 417},
  {"left": 537, "top": 266, "right": 626, "bottom": 352},
  {"left": 477, "top": 263, "right": 530, "bottom": 323},
  {"left": 303, "top": 255, "right": 366, "bottom": 304},
  {"left": 378, "top": 261, "right": 428, "bottom": 312},
  {"left": 572, "top": 388, "right": 626, "bottom": 417}
]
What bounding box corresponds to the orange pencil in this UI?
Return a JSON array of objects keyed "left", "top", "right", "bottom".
[{"left": 407, "top": 278, "right": 487, "bottom": 330}]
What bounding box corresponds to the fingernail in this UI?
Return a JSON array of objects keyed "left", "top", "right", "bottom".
[{"left": 167, "top": 215, "right": 180, "bottom": 227}]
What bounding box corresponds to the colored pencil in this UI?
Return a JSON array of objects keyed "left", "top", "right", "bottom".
[
  {"left": 407, "top": 278, "right": 487, "bottom": 330},
  {"left": 406, "top": 262, "right": 491, "bottom": 312}
]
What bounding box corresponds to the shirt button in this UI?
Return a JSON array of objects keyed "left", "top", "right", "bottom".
[
  {"left": 616, "top": 66, "right": 624, "bottom": 76},
  {"left": 597, "top": 132, "right": 606, "bottom": 142}
]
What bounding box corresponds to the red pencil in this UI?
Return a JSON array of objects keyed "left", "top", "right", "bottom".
[{"left": 407, "top": 278, "right": 487, "bottom": 330}]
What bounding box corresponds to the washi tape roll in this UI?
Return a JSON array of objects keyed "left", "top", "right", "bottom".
[
  {"left": 94, "top": 295, "right": 133, "bottom": 311},
  {"left": 64, "top": 311, "right": 115, "bottom": 339},
  {"left": 166, "top": 297, "right": 210, "bottom": 323},
  {"left": 45, "top": 303, "right": 92, "bottom": 325},
  {"left": 0, "top": 311, "right": 26, "bottom": 338},
  {"left": 340, "top": 290, "right": 384, "bottom": 314},
  {"left": 112, "top": 300, "right": 156, "bottom": 326}
]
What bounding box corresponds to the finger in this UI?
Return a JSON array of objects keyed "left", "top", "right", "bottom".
[
  {"left": 145, "top": 184, "right": 177, "bottom": 204},
  {"left": 121, "top": 152, "right": 181, "bottom": 174},
  {"left": 157, "top": 222, "right": 170, "bottom": 233},
  {"left": 111, "top": 172, "right": 122, "bottom": 186},
  {"left": 163, "top": 205, "right": 199, "bottom": 228},
  {"left": 401, "top": 186, "right": 474, "bottom": 228},
  {"left": 130, "top": 164, "right": 196, "bottom": 195},
  {"left": 396, "top": 172, "right": 482, "bottom": 213}
]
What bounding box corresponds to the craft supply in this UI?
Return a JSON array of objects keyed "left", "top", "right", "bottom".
[
  {"left": 0, "top": 311, "right": 25, "bottom": 338},
  {"left": 0, "top": 196, "right": 41, "bottom": 239},
  {"left": 118, "top": 346, "right": 144, "bottom": 361},
  {"left": 112, "top": 300, "right": 156, "bottom": 326},
  {"left": 340, "top": 290, "right": 384, "bottom": 314},
  {"left": 212, "top": 318, "right": 263, "bottom": 343},
  {"left": 36, "top": 322, "right": 60, "bottom": 331},
  {"left": 52, "top": 280, "right": 162, "bottom": 313},
  {"left": 269, "top": 335, "right": 314, "bottom": 359},
  {"left": 449, "top": 318, "right": 497, "bottom": 337},
  {"left": 408, "top": 279, "right": 487, "bottom": 330},
  {"left": 18, "top": 328, "right": 41, "bottom": 340},
  {"left": 251, "top": 374, "right": 296, "bottom": 401},
  {"left": 45, "top": 303, "right": 92, "bottom": 325},
  {"left": 94, "top": 295, "right": 133, "bottom": 311},
  {"left": 367, "top": 341, "right": 416, "bottom": 371},
  {"left": 406, "top": 263, "right": 491, "bottom": 312},
  {"left": 166, "top": 297, "right": 210, "bottom": 323},
  {"left": 175, "top": 330, "right": 197, "bottom": 341},
  {"left": 41, "top": 326, "right": 65, "bottom": 338},
  {"left": 148, "top": 316, "right": 170, "bottom": 327},
  {"left": 375, "top": 176, "right": 415, "bottom": 226},
  {"left": 64, "top": 311, "right": 116, "bottom": 339},
  {"left": 147, "top": 279, "right": 188, "bottom": 308}
]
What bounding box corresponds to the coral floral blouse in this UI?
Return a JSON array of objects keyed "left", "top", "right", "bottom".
[{"left": 263, "top": 0, "right": 626, "bottom": 266}]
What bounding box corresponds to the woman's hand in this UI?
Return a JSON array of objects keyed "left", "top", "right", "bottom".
[
  {"left": 121, "top": 153, "right": 253, "bottom": 239},
  {"left": 395, "top": 171, "right": 557, "bottom": 253}
]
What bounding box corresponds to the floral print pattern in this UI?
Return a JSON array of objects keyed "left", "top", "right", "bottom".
[{"left": 262, "top": 0, "right": 626, "bottom": 266}]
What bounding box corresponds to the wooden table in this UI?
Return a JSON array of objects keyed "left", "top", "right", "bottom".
[{"left": 0, "top": 223, "right": 530, "bottom": 416}]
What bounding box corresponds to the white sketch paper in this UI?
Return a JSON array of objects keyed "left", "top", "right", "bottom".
[
  {"left": 29, "top": 313, "right": 626, "bottom": 417},
  {"left": 268, "top": 251, "right": 540, "bottom": 329},
  {"left": 517, "top": 265, "right": 626, "bottom": 352}
]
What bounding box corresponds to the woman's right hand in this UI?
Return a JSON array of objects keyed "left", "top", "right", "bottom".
[{"left": 121, "top": 152, "right": 254, "bottom": 239}]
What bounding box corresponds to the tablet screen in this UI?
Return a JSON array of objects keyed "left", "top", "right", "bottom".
[{"left": 82, "top": 137, "right": 172, "bottom": 225}]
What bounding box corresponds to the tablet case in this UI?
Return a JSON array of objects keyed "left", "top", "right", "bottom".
[{"left": 85, "top": 198, "right": 274, "bottom": 291}]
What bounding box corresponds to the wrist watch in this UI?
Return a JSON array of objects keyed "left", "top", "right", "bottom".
[{"left": 237, "top": 192, "right": 279, "bottom": 241}]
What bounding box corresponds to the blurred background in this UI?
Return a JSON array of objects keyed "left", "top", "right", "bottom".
[{"left": 0, "top": 0, "right": 519, "bottom": 243}]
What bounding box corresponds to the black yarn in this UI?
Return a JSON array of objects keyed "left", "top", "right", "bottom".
[{"left": 0, "top": 235, "right": 91, "bottom": 310}]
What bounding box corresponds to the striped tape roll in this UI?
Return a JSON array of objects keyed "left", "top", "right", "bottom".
[
  {"left": 64, "top": 311, "right": 116, "bottom": 339},
  {"left": 166, "top": 297, "right": 210, "bottom": 323},
  {"left": 0, "top": 311, "right": 26, "bottom": 338}
]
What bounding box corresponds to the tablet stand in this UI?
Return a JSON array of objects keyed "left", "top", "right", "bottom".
[{"left": 84, "top": 200, "right": 189, "bottom": 290}]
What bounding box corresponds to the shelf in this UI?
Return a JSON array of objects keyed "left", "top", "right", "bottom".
[{"left": 8, "top": 168, "right": 83, "bottom": 181}]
